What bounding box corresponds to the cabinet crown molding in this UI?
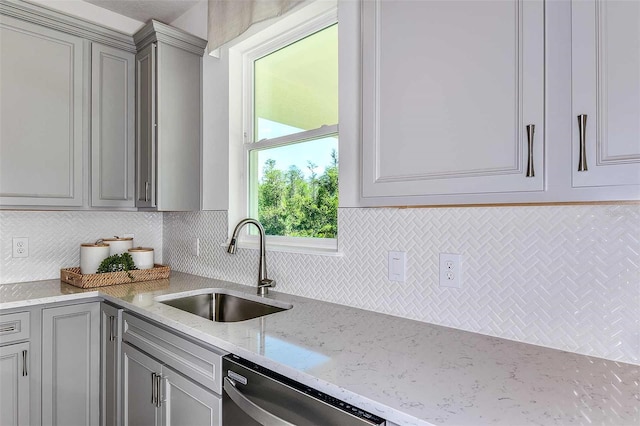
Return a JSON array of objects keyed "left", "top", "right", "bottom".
[
  {"left": 134, "top": 19, "right": 207, "bottom": 56},
  {"left": 0, "top": 0, "right": 136, "bottom": 52}
]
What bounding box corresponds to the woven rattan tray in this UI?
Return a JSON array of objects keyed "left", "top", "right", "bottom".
[{"left": 60, "top": 264, "right": 170, "bottom": 288}]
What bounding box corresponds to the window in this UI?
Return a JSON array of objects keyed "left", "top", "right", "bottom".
[{"left": 240, "top": 13, "right": 338, "bottom": 251}]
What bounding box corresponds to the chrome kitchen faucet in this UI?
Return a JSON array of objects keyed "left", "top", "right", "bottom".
[{"left": 227, "top": 218, "right": 275, "bottom": 296}]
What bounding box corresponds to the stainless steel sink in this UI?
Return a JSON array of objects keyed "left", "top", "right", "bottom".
[{"left": 158, "top": 291, "right": 291, "bottom": 322}]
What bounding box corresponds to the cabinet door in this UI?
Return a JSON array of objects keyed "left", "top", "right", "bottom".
[
  {"left": 156, "top": 42, "right": 202, "bottom": 211},
  {"left": 0, "top": 15, "right": 84, "bottom": 207},
  {"left": 42, "top": 303, "right": 100, "bottom": 426},
  {"left": 101, "top": 304, "right": 123, "bottom": 426},
  {"left": 135, "top": 43, "right": 157, "bottom": 209},
  {"left": 122, "top": 343, "right": 161, "bottom": 426},
  {"left": 161, "top": 365, "right": 221, "bottom": 426},
  {"left": 91, "top": 43, "right": 135, "bottom": 208},
  {"left": 0, "top": 342, "right": 30, "bottom": 426},
  {"left": 361, "top": 0, "right": 544, "bottom": 203},
  {"left": 571, "top": 0, "right": 640, "bottom": 188}
]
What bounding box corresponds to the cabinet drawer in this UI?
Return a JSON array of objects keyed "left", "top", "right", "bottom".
[
  {"left": 0, "top": 311, "right": 30, "bottom": 345},
  {"left": 122, "top": 313, "right": 226, "bottom": 394}
]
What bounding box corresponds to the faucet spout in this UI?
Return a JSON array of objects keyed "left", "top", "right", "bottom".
[{"left": 227, "top": 218, "right": 275, "bottom": 296}]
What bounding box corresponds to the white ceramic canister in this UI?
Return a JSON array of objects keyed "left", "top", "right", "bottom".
[
  {"left": 103, "top": 237, "right": 134, "bottom": 256},
  {"left": 80, "top": 242, "right": 110, "bottom": 274},
  {"left": 128, "top": 247, "right": 154, "bottom": 270}
]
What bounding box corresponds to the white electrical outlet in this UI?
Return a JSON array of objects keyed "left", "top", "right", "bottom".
[
  {"left": 439, "top": 253, "right": 461, "bottom": 288},
  {"left": 388, "top": 251, "right": 406, "bottom": 282},
  {"left": 12, "top": 237, "right": 29, "bottom": 258}
]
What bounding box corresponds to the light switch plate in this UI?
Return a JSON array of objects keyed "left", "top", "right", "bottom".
[
  {"left": 388, "top": 251, "right": 406, "bottom": 282},
  {"left": 193, "top": 238, "right": 200, "bottom": 257}
]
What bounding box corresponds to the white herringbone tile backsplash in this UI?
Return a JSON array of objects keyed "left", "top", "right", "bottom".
[
  {"left": 163, "top": 205, "right": 640, "bottom": 365},
  {"left": 1, "top": 206, "right": 637, "bottom": 364},
  {"left": 0, "top": 211, "right": 163, "bottom": 284}
]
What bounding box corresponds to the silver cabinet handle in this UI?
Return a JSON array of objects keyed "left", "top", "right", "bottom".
[
  {"left": 112, "top": 315, "right": 118, "bottom": 340},
  {"left": 526, "top": 124, "right": 535, "bottom": 177},
  {"left": 578, "top": 114, "right": 588, "bottom": 171},
  {"left": 144, "top": 182, "right": 150, "bottom": 202},
  {"left": 0, "top": 325, "right": 16, "bottom": 333},
  {"left": 155, "top": 374, "right": 162, "bottom": 407},
  {"left": 151, "top": 372, "right": 157, "bottom": 405},
  {"left": 22, "top": 350, "right": 27, "bottom": 377},
  {"left": 109, "top": 316, "right": 115, "bottom": 341},
  {"left": 223, "top": 377, "right": 295, "bottom": 426}
]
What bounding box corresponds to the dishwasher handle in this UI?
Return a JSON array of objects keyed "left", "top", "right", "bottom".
[{"left": 224, "top": 377, "right": 295, "bottom": 426}]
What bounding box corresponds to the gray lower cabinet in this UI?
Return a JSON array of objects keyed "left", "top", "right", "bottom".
[
  {"left": 122, "top": 343, "right": 161, "bottom": 426},
  {"left": 91, "top": 43, "right": 135, "bottom": 208},
  {"left": 101, "top": 303, "right": 123, "bottom": 426},
  {"left": 0, "top": 14, "right": 84, "bottom": 207},
  {"left": 0, "top": 310, "right": 32, "bottom": 426},
  {"left": 134, "top": 20, "right": 207, "bottom": 211},
  {"left": 0, "top": 341, "right": 30, "bottom": 426},
  {"left": 122, "top": 343, "right": 221, "bottom": 426},
  {"left": 162, "top": 364, "right": 221, "bottom": 426},
  {"left": 42, "top": 303, "right": 100, "bottom": 426}
]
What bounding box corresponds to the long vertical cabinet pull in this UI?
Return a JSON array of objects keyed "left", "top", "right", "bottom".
[
  {"left": 151, "top": 372, "right": 157, "bottom": 405},
  {"left": 109, "top": 316, "right": 115, "bottom": 341},
  {"left": 526, "top": 124, "right": 535, "bottom": 177},
  {"left": 155, "top": 374, "right": 162, "bottom": 407},
  {"left": 22, "top": 350, "right": 27, "bottom": 376},
  {"left": 577, "top": 114, "right": 588, "bottom": 171}
]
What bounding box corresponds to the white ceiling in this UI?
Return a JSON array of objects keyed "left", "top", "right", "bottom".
[{"left": 83, "top": 0, "right": 199, "bottom": 24}]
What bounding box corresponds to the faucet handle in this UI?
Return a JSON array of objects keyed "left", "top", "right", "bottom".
[
  {"left": 257, "top": 278, "right": 275, "bottom": 296},
  {"left": 259, "top": 278, "right": 275, "bottom": 288}
]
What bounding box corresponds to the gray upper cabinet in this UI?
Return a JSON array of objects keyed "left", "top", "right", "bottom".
[
  {"left": 134, "top": 21, "right": 206, "bottom": 211},
  {"left": 91, "top": 43, "right": 135, "bottom": 208},
  {"left": 571, "top": 0, "right": 640, "bottom": 189},
  {"left": 0, "top": 15, "right": 85, "bottom": 207},
  {"left": 0, "top": 0, "right": 137, "bottom": 210},
  {"left": 135, "top": 43, "right": 156, "bottom": 208},
  {"left": 360, "top": 0, "right": 544, "bottom": 205}
]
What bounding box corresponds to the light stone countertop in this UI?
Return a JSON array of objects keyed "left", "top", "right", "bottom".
[{"left": 0, "top": 272, "right": 638, "bottom": 426}]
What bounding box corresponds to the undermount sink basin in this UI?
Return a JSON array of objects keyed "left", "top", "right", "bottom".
[{"left": 157, "top": 291, "right": 291, "bottom": 322}]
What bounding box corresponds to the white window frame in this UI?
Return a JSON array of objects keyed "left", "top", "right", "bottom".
[{"left": 228, "top": 1, "right": 339, "bottom": 255}]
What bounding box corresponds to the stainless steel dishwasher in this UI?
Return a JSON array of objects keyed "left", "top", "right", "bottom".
[{"left": 222, "top": 354, "right": 386, "bottom": 425}]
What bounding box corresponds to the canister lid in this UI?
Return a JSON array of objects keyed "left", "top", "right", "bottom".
[
  {"left": 103, "top": 236, "right": 133, "bottom": 242},
  {"left": 128, "top": 247, "right": 154, "bottom": 252},
  {"left": 81, "top": 242, "right": 109, "bottom": 247}
]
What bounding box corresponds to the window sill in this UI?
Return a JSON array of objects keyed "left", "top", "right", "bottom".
[{"left": 220, "top": 238, "right": 343, "bottom": 257}]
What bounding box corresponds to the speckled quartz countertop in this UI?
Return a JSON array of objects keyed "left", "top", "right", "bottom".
[{"left": 1, "top": 273, "right": 638, "bottom": 425}]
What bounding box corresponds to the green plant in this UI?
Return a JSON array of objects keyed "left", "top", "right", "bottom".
[{"left": 97, "top": 253, "right": 137, "bottom": 280}]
